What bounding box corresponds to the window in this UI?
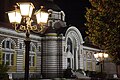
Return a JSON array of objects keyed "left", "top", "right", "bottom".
[
  {"left": 67, "top": 38, "right": 72, "bottom": 53},
  {"left": 2, "top": 53, "right": 14, "bottom": 66},
  {"left": 1, "top": 38, "right": 15, "bottom": 66},
  {"left": 32, "top": 46, "right": 35, "bottom": 52},
  {"left": 2, "top": 39, "right": 15, "bottom": 49},
  {"left": 19, "top": 43, "right": 22, "bottom": 49},
  {"left": 11, "top": 54, "right": 14, "bottom": 65},
  {"left": 87, "top": 61, "right": 92, "bottom": 71},
  {"left": 81, "top": 50, "right": 82, "bottom": 54},
  {"left": 64, "top": 46, "right": 65, "bottom": 52},
  {"left": 11, "top": 42, "right": 14, "bottom": 49},
  {"left": 29, "top": 43, "right": 36, "bottom": 66},
  {"left": 2, "top": 54, "right": 5, "bottom": 65},
  {"left": 38, "top": 46, "right": 41, "bottom": 52},
  {"left": 30, "top": 43, "right": 36, "bottom": 52},
  {"left": 29, "top": 55, "right": 35, "bottom": 66},
  {"left": 2, "top": 41, "right": 5, "bottom": 48},
  {"left": 6, "top": 41, "right": 10, "bottom": 48}
]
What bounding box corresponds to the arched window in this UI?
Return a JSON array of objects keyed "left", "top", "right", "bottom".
[
  {"left": 67, "top": 38, "right": 72, "bottom": 53},
  {"left": 2, "top": 38, "right": 15, "bottom": 49},
  {"left": 2, "top": 41, "right": 5, "bottom": 48},
  {"left": 6, "top": 41, "right": 10, "bottom": 48},
  {"left": 1, "top": 38, "right": 15, "bottom": 66},
  {"left": 38, "top": 46, "right": 41, "bottom": 52},
  {"left": 2, "top": 53, "right": 14, "bottom": 66},
  {"left": 19, "top": 43, "right": 22, "bottom": 49},
  {"left": 30, "top": 43, "right": 36, "bottom": 52},
  {"left": 29, "top": 55, "right": 35, "bottom": 66},
  {"left": 29, "top": 43, "right": 36, "bottom": 66}
]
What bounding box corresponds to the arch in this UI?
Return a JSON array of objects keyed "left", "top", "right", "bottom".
[
  {"left": 1, "top": 38, "right": 16, "bottom": 66},
  {"left": 1, "top": 38, "right": 16, "bottom": 49},
  {"left": 65, "top": 26, "right": 84, "bottom": 45},
  {"left": 67, "top": 38, "right": 72, "bottom": 53},
  {"left": 30, "top": 42, "right": 36, "bottom": 52},
  {"left": 29, "top": 42, "right": 36, "bottom": 66},
  {"left": 65, "top": 26, "right": 84, "bottom": 70}
]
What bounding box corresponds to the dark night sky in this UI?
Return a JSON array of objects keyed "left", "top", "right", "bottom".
[
  {"left": 55, "top": 0, "right": 90, "bottom": 26},
  {"left": 54, "top": 0, "right": 91, "bottom": 37},
  {"left": 0, "top": 0, "right": 91, "bottom": 38}
]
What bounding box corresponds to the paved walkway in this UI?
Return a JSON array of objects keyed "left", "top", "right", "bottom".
[{"left": 37, "top": 71, "right": 91, "bottom": 80}]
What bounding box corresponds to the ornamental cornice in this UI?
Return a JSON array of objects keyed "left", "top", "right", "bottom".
[{"left": 0, "top": 27, "right": 41, "bottom": 40}]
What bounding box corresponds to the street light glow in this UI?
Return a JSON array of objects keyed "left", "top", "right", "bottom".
[
  {"left": 7, "top": 2, "right": 48, "bottom": 80},
  {"left": 94, "top": 52, "right": 108, "bottom": 59},
  {"left": 94, "top": 52, "right": 108, "bottom": 73},
  {"left": 7, "top": 10, "right": 22, "bottom": 24},
  {"left": 98, "top": 52, "right": 103, "bottom": 58},
  {"left": 104, "top": 53, "right": 108, "bottom": 58},
  {"left": 17, "top": 2, "right": 34, "bottom": 17},
  {"left": 94, "top": 53, "right": 99, "bottom": 58},
  {"left": 35, "top": 11, "right": 49, "bottom": 24}
]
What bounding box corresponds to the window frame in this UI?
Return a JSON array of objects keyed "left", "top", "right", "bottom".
[
  {"left": 29, "top": 43, "right": 36, "bottom": 67},
  {"left": 2, "top": 52, "right": 14, "bottom": 66},
  {"left": 1, "top": 39, "right": 15, "bottom": 50},
  {"left": 1, "top": 38, "right": 15, "bottom": 66}
]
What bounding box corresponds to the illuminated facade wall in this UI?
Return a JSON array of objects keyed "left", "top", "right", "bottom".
[
  {"left": 0, "top": 26, "right": 100, "bottom": 79},
  {"left": 0, "top": 28, "right": 41, "bottom": 78},
  {"left": 0, "top": 6, "right": 107, "bottom": 79},
  {"left": 64, "top": 26, "right": 100, "bottom": 71}
]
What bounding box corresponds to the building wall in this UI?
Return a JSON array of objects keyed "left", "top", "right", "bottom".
[
  {"left": 83, "top": 46, "right": 100, "bottom": 71},
  {"left": 0, "top": 26, "right": 117, "bottom": 79},
  {"left": 64, "top": 26, "right": 117, "bottom": 78},
  {"left": 41, "top": 33, "right": 63, "bottom": 78},
  {"left": 0, "top": 7, "right": 67, "bottom": 79},
  {"left": 64, "top": 26, "right": 99, "bottom": 72},
  {"left": 0, "top": 27, "right": 41, "bottom": 79}
]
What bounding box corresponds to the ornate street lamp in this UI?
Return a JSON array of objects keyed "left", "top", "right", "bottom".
[
  {"left": 7, "top": 2, "right": 49, "bottom": 80},
  {"left": 94, "top": 52, "right": 108, "bottom": 73}
]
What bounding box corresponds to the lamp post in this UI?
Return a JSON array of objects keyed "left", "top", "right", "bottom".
[
  {"left": 7, "top": 2, "right": 49, "bottom": 80},
  {"left": 94, "top": 52, "right": 108, "bottom": 73}
]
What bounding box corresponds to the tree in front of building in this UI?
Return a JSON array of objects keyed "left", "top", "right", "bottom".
[
  {"left": 85, "top": 0, "right": 120, "bottom": 63},
  {"left": 0, "top": 51, "right": 9, "bottom": 80}
]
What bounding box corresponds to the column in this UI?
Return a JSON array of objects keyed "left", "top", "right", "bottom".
[{"left": 41, "top": 33, "right": 63, "bottom": 78}]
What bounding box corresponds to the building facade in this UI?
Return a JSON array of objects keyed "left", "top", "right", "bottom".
[
  {"left": 0, "top": 26, "right": 41, "bottom": 78},
  {"left": 0, "top": 24, "right": 101, "bottom": 79},
  {"left": 0, "top": 0, "right": 117, "bottom": 79}
]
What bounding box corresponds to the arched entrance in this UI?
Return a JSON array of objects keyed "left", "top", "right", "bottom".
[{"left": 65, "top": 26, "right": 84, "bottom": 70}]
